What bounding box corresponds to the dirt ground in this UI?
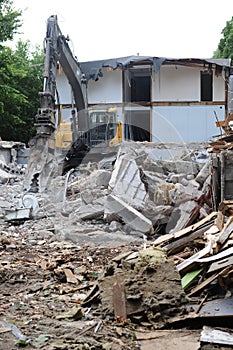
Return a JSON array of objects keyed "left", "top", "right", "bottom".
[{"left": 0, "top": 222, "right": 203, "bottom": 350}]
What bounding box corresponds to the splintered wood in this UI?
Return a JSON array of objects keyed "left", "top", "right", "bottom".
[{"left": 113, "top": 281, "right": 127, "bottom": 323}]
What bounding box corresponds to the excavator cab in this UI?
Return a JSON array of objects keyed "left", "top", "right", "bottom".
[
  {"left": 89, "top": 109, "right": 118, "bottom": 146},
  {"left": 62, "top": 108, "right": 123, "bottom": 173}
]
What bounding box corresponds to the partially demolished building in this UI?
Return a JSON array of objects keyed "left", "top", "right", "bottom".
[
  {"left": 1, "top": 49, "right": 233, "bottom": 350},
  {"left": 56, "top": 55, "right": 232, "bottom": 143}
]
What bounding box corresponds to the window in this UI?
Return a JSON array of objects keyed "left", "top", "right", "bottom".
[
  {"left": 124, "top": 68, "right": 151, "bottom": 103},
  {"left": 201, "top": 71, "right": 213, "bottom": 101}
]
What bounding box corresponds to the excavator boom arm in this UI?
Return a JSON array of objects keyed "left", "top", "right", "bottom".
[
  {"left": 35, "top": 15, "right": 87, "bottom": 136},
  {"left": 24, "top": 15, "right": 88, "bottom": 192}
]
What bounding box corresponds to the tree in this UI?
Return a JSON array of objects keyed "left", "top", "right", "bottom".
[
  {"left": 0, "top": 0, "right": 21, "bottom": 43},
  {"left": 0, "top": 41, "right": 43, "bottom": 143},
  {"left": 0, "top": 1, "right": 44, "bottom": 144},
  {"left": 213, "top": 16, "right": 233, "bottom": 62}
]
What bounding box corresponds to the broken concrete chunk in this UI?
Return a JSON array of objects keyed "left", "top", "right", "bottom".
[
  {"left": 4, "top": 207, "right": 32, "bottom": 222},
  {"left": 188, "top": 179, "right": 200, "bottom": 189},
  {"left": 142, "top": 200, "right": 173, "bottom": 225},
  {"left": 166, "top": 200, "right": 200, "bottom": 233},
  {"left": 142, "top": 171, "right": 164, "bottom": 201},
  {"left": 67, "top": 169, "right": 111, "bottom": 197},
  {"left": 80, "top": 188, "right": 109, "bottom": 205},
  {"left": 186, "top": 174, "right": 195, "bottom": 180},
  {"left": 104, "top": 194, "right": 153, "bottom": 234},
  {"left": 93, "top": 170, "right": 112, "bottom": 187},
  {"left": 163, "top": 159, "right": 200, "bottom": 175},
  {"left": 0, "top": 168, "right": 17, "bottom": 184},
  {"left": 136, "top": 247, "right": 167, "bottom": 269},
  {"left": 108, "top": 220, "right": 122, "bottom": 232},
  {"left": 170, "top": 182, "right": 203, "bottom": 204},
  {"left": 75, "top": 203, "right": 104, "bottom": 220},
  {"left": 154, "top": 183, "right": 175, "bottom": 205},
  {"left": 109, "top": 155, "right": 148, "bottom": 210},
  {"left": 167, "top": 173, "right": 186, "bottom": 184},
  {"left": 141, "top": 155, "right": 164, "bottom": 173},
  {"left": 195, "top": 160, "right": 211, "bottom": 185}
]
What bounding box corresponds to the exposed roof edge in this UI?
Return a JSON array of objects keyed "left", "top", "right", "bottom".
[{"left": 80, "top": 55, "right": 232, "bottom": 81}]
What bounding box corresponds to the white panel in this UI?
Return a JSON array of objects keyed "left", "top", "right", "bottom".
[
  {"left": 151, "top": 105, "right": 225, "bottom": 143},
  {"left": 213, "top": 74, "right": 225, "bottom": 101},
  {"left": 87, "top": 68, "right": 122, "bottom": 104},
  {"left": 152, "top": 65, "right": 200, "bottom": 102}
]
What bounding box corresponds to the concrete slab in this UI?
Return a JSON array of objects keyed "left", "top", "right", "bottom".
[
  {"left": 109, "top": 155, "right": 148, "bottom": 210},
  {"left": 104, "top": 194, "right": 153, "bottom": 234}
]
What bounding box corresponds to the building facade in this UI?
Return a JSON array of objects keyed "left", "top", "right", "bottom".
[{"left": 56, "top": 56, "right": 232, "bottom": 143}]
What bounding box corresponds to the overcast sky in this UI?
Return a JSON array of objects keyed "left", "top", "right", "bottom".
[{"left": 12, "top": 0, "right": 233, "bottom": 62}]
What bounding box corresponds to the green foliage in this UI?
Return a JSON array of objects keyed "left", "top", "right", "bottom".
[
  {"left": 213, "top": 16, "right": 233, "bottom": 62},
  {"left": 0, "top": 0, "right": 21, "bottom": 42},
  {"left": 0, "top": 41, "right": 43, "bottom": 143},
  {"left": 0, "top": 1, "right": 44, "bottom": 144}
]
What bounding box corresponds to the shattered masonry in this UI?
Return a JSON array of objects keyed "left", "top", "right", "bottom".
[{"left": 0, "top": 139, "right": 233, "bottom": 349}]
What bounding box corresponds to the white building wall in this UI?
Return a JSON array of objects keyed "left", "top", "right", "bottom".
[
  {"left": 213, "top": 74, "right": 225, "bottom": 101},
  {"left": 56, "top": 64, "right": 226, "bottom": 106},
  {"left": 55, "top": 62, "right": 227, "bottom": 142},
  {"left": 87, "top": 68, "right": 122, "bottom": 104},
  {"left": 151, "top": 105, "right": 225, "bottom": 143},
  {"left": 152, "top": 65, "right": 200, "bottom": 102},
  {"left": 152, "top": 65, "right": 226, "bottom": 102}
]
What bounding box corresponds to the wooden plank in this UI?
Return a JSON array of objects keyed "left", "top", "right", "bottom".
[
  {"left": 216, "top": 121, "right": 227, "bottom": 127},
  {"left": 184, "top": 204, "right": 201, "bottom": 228},
  {"left": 188, "top": 266, "right": 231, "bottom": 297},
  {"left": 113, "top": 282, "right": 127, "bottom": 323},
  {"left": 195, "top": 247, "right": 233, "bottom": 263},
  {"left": 218, "top": 200, "right": 233, "bottom": 216},
  {"left": 208, "top": 255, "right": 233, "bottom": 273},
  {"left": 165, "top": 223, "right": 213, "bottom": 256},
  {"left": 153, "top": 212, "right": 217, "bottom": 247},
  {"left": 177, "top": 241, "right": 213, "bottom": 274},
  {"left": 218, "top": 217, "right": 233, "bottom": 245},
  {"left": 214, "top": 211, "right": 225, "bottom": 231}
]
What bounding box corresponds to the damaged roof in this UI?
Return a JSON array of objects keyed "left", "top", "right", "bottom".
[{"left": 80, "top": 55, "right": 232, "bottom": 81}]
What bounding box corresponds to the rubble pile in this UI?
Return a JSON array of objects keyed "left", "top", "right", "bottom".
[
  {"left": 0, "top": 141, "right": 233, "bottom": 349},
  {"left": 58, "top": 143, "right": 212, "bottom": 242}
]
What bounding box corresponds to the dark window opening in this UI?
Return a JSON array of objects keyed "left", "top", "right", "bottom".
[
  {"left": 131, "top": 76, "right": 151, "bottom": 102},
  {"left": 124, "top": 68, "right": 151, "bottom": 103},
  {"left": 124, "top": 110, "right": 150, "bottom": 142},
  {"left": 201, "top": 71, "right": 213, "bottom": 101}
]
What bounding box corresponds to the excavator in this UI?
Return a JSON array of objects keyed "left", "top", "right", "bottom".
[{"left": 24, "top": 15, "right": 123, "bottom": 192}]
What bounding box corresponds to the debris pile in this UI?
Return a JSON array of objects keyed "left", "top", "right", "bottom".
[
  {"left": 153, "top": 205, "right": 233, "bottom": 300},
  {"left": 1, "top": 141, "right": 233, "bottom": 349},
  {"left": 83, "top": 246, "right": 188, "bottom": 328},
  {"left": 58, "top": 142, "right": 211, "bottom": 243}
]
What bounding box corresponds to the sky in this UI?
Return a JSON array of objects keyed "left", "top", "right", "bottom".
[{"left": 12, "top": 0, "right": 233, "bottom": 62}]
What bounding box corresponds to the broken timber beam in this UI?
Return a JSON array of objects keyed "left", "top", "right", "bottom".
[
  {"left": 113, "top": 282, "right": 127, "bottom": 324},
  {"left": 153, "top": 211, "right": 217, "bottom": 247},
  {"left": 218, "top": 216, "right": 233, "bottom": 245},
  {"left": 165, "top": 222, "right": 213, "bottom": 256},
  {"left": 187, "top": 265, "right": 232, "bottom": 297}
]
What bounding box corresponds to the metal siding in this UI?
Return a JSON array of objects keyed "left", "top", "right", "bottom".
[{"left": 151, "top": 105, "right": 225, "bottom": 143}]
